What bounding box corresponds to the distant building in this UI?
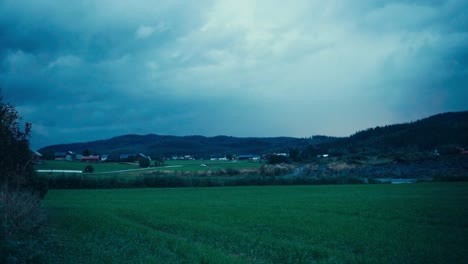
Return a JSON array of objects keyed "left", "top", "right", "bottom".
[
  {"left": 237, "top": 154, "right": 260, "bottom": 160},
  {"left": 100, "top": 155, "right": 108, "bottom": 162},
  {"left": 55, "top": 151, "right": 76, "bottom": 161},
  {"left": 456, "top": 147, "right": 468, "bottom": 155},
  {"left": 210, "top": 155, "right": 227, "bottom": 161},
  {"left": 120, "top": 153, "right": 151, "bottom": 161},
  {"left": 54, "top": 152, "right": 66, "bottom": 160},
  {"left": 136, "top": 153, "right": 151, "bottom": 161},
  {"left": 120, "top": 153, "right": 136, "bottom": 161},
  {"left": 171, "top": 155, "right": 192, "bottom": 160},
  {"left": 81, "top": 155, "right": 100, "bottom": 162},
  {"left": 261, "top": 153, "right": 287, "bottom": 160},
  {"left": 31, "top": 150, "right": 43, "bottom": 164}
]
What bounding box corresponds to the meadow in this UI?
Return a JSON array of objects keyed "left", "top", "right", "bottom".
[
  {"left": 35, "top": 160, "right": 138, "bottom": 173},
  {"left": 163, "top": 159, "right": 262, "bottom": 171},
  {"left": 36, "top": 159, "right": 262, "bottom": 174},
  {"left": 43, "top": 183, "right": 468, "bottom": 263}
]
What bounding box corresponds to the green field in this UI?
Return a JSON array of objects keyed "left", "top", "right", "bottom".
[
  {"left": 43, "top": 183, "right": 468, "bottom": 263},
  {"left": 35, "top": 160, "right": 262, "bottom": 174},
  {"left": 163, "top": 160, "right": 262, "bottom": 171},
  {"left": 35, "top": 160, "right": 139, "bottom": 173}
]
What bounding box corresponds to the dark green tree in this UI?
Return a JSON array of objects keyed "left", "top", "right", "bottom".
[
  {"left": 139, "top": 158, "right": 151, "bottom": 168},
  {"left": 153, "top": 157, "right": 165, "bottom": 167},
  {"left": 0, "top": 96, "right": 47, "bottom": 197},
  {"left": 82, "top": 149, "right": 91, "bottom": 156},
  {"left": 267, "top": 155, "right": 290, "bottom": 164},
  {"left": 289, "top": 148, "right": 301, "bottom": 162},
  {"left": 42, "top": 150, "right": 54, "bottom": 160},
  {"left": 83, "top": 165, "right": 94, "bottom": 173}
]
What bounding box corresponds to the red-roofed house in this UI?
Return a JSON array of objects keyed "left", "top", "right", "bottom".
[
  {"left": 80, "top": 155, "right": 100, "bottom": 162},
  {"left": 136, "top": 153, "right": 151, "bottom": 161}
]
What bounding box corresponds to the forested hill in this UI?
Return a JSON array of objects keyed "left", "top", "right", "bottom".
[
  {"left": 322, "top": 111, "right": 468, "bottom": 154},
  {"left": 38, "top": 135, "right": 325, "bottom": 158},
  {"left": 39, "top": 111, "right": 468, "bottom": 158}
]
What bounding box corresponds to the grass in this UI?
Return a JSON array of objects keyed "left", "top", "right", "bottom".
[
  {"left": 35, "top": 160, "right": 138, "bottom": 173},
  {"left": 164, "top": 159, "right": 262, "bottom": 171},
  {"left": 35, "top": 160, "right": 262, "bottom": 175},
  {"left": 43, "top": 183, "right": 468, "bottom": 263}
]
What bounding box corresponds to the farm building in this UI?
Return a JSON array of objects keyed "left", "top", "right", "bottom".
[
  {"left": 237, "top": 154, "right": 260, "bottom": 160},
  {"left": 120, "top": 153, "right": 151, "bottom": 161},
  {"left": 119, "top": 153, "right": 136, "bottom": 161},
  {"left": 31, "top": 150, "right": 44, "bottom": 164},
  {"left": 100, "top": 155, "right": 108, "bottom": 162},
  {"left": 261, "top": 153, "right": 288, "bottom": 160},
  {"left": 171, "top": 155, "right": 193, "bottom": 160},
  {"left": 80, "top": 155, "right": 100, "bottom": 162},
  {"left": 136, "top": 153, "right": 151, "bottom": 161},
  {"left": 55, "top": 151, "right": 76, "bottom": 161},
  {"left": 210, "top": 155, "right": 227, "bottom": 161},
  {"left": 456, "top": 147, "right": 468, "bottom": 155}
]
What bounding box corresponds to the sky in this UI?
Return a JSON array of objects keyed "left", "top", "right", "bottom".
[{"left": 1, "top": 0, "right": 467, "bottom": 149}]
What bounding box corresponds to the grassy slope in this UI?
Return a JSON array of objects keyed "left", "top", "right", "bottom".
[{"left": 43, "top": 183, "right": 468, "bottom": 263}]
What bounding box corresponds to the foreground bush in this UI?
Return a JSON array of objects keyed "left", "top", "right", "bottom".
[
  {"left": 1, "top": 96, "right": 48, "bottom": 197},
  {"left": 0, "top": 187, "right": 46, "bottom": 263}
]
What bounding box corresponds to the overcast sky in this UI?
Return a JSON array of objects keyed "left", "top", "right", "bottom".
[{"left": 1, "top": 0, "right": 467, "bottom": 149}]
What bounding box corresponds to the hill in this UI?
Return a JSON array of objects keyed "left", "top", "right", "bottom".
[
  {"left": 323, "top": 111, "right": 468, "bottom": 155},
  {"left": 39, "top": 111, "right": 468, "bottom": 159},
  {"left": 39, "top": 134, "right": 336, "bottom": 158}
]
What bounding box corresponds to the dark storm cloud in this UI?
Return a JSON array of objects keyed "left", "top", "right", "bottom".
[{"left": 1, "top": 0, "right": 467, "bottom": 148}]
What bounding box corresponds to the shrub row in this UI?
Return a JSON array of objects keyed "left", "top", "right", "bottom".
[
  {"left": 432, "top": 175, "right": 468, "bottom": 182},
  {"left": 46, "top": 173, "right": 367, "bottom": 189}
]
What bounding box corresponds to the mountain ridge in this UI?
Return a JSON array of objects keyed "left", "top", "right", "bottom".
[{"left": 39, "top": 111, "right": 468, "bottom": 158}]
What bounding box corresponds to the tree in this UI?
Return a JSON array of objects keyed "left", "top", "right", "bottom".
[
  {"left": 226, "top": 153, "right": 237, "bottom": 160},
  {"left": 139, "top": 158, "right": 151, "bottom": 168},
  {"left": 83, "top": 165, "right": 94, "bottom": 173},
  {"left": 0, "top": 96, "right": 47, "bottom": 197},
  {"left": 267, "top": 155, "right": 290, "bottom": 165},
  {"left": 289, "top": 148, "right": 301, "bottom": 162},
  {"left": 153, "top": 157, "right": 165, "bottom": 167},
  {"left": 82, "top": 149, "right": 91, "bottom": 156},
  {"left": 42, "top": 150, "right": 54, "bottom": 160}
]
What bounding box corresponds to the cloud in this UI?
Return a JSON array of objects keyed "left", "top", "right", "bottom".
[
  {"left": 135, "top": 26, "right": 156, "bottom": 39},
  {"left": 48, "top": 55, "right": 82, "bottom": 69},
  {"left": 0, "top": 0, "right": 467, "bottom": 148},
  {"left": 135, "top": 23, "right": 168, "bottom": 39}
]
